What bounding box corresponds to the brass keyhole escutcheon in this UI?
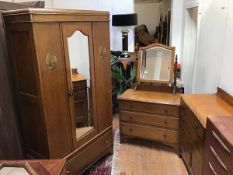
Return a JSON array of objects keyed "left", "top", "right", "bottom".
[
  {"left": 99, "top": 46, "right": 107, "bottom": 59},
  {"left": 46, "top": 50, "right": 57, "bottom": 70}
]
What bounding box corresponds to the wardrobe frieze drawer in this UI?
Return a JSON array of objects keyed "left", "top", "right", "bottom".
[
  {"left": 120, "top": 122, "right": 178, "bottom": 144},
  {"left": 119, "top": 100, "right": 179, "bottom": 117},
  {"left": 120, "top": 111, "right": 179, "bottom": 130}
]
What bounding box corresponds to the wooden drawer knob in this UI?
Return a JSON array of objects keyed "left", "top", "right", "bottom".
[
  {"left": 164, "top": 109, "right": 168, "bottom": 113},
  {"left": 163, "top": 134, "right": 167, "bottom": 138},
  {"left": 164, "top": 120, "right": 168, "bottom": 125},
  {"left": 129, "top": 116, "right": 133, "bottom": 120}
]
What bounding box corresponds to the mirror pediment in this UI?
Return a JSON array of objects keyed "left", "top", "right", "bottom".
[{"left": 137, "top": 43, "right": 175, "bottom": 84}]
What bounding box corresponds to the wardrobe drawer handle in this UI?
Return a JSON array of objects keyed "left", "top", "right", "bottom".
[
  {"left": 164, "top": 120, "right": 168, "bottom": 125},
  {"left": 129, "top": 116, "right": 133, "bottom": 120},
  {"left": 210, "top": 146, "right": 228, "bottom": 171},
  {"left": 212, "top": 130, "right": 230, "bottom": 155},
  {"left": 208, "top": 162, "right": 218, "bottom": 175}
]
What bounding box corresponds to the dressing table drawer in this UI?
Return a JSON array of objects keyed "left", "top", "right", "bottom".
[
  {"left": 120, "top": 100, "right": 179, "bottom": 117},
  {"left": 120, "top": 122, "right": 178, "bottom": 144},
  {"left": 120, "top": 111, "right": 179, "bottom": 130}
]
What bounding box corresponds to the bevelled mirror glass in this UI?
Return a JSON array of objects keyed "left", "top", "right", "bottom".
[
  {"left": 67, "top": 31, "right": 93, "bottom": 141},
  {"left": 137, "top": 43, "right": 175, "bottom": 84}
]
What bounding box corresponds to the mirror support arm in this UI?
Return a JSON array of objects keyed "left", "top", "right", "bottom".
[{"left": 173, "top": 55, "right": 178, "bottom": 94}]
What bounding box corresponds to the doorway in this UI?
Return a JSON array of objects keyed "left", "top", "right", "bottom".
[{"left": 182, "top": 6, "right": 198, "bottom": 93}]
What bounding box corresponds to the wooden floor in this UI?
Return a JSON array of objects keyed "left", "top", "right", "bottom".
[{"left": 112, "top": 114, "right": 188, "bottom": 175}]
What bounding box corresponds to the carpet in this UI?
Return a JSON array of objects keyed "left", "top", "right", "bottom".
[
  {"left": 83, "top": 154, "right": 113, "bottom": 175},
  {"left": 111, "top": 129, "right": 120, "bottom": 175},
  {"left": 83, "top": 129, "right": 120, "bottom": 175}
]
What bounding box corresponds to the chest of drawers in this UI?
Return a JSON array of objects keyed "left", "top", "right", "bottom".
[
  {"left": 118, "top": 89, "right": 181, "bottom": 151},
  {"left": 180, "top": 88, "right": 233, "bottom": 175},
  {"left": 72, "top": 74, "right": 89, "bottom": 126},
  {"left": 203, "top": 116, "right": 233, "bottom": 175}
]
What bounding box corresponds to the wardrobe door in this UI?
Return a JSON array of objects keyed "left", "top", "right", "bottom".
[
  {"left": 62, "top": 22, "right": 97, "bottom": 148},
  {"left": 33, "top": 23, "right": 73, "bottom": 158},
  {"left": 92, "top": 22, "right": 112, "bottom": 132}
]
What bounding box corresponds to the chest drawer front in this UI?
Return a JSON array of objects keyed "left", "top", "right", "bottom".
[
  {"left": 73, "top": 80, "right": 87, "bottom": 91},
  {"left": 204, "top": 146, "right": 229, "bottom": 175},
  {"left": 73, "top": 89, "right": 87, "bottom": 101},
  {"left": 120, "top": 111, "right": 179, "bottom": 130},
  {"left": 206, "top": 127, "right": 231, "bottom": 168},
  {"left": 120, "top": 122, "right": 178, "bottom": 144},
  {"left": 120, "top": 100, "right": 179, "bottom": 117}
]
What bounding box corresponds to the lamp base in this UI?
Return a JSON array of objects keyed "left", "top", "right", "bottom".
[{"left": 121, "top": 51, "right": 129, "bottom": 58}]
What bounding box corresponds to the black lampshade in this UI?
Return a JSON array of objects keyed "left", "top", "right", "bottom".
[{"left": 112, "top": 13, "right": 138, "bottom": 26}]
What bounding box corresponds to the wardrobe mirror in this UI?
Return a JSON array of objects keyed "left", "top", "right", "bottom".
[
  {"left": 67, "top": 31, "right": 93, "bottom": 141},
  {"left": 137, "top": 43, "right": 175, "bottom": 84}
]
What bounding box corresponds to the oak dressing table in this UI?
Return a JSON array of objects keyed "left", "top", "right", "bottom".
[{"left": 118, "top": 43, "right": 181, "bottom": 151}]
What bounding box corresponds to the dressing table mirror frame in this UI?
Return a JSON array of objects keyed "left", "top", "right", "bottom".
[{"left": 137, "top": 43, "right": 175, "bottom": 85}]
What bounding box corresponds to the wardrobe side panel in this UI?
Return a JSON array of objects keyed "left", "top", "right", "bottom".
[{"left": 5, "top": 23, "right": 49, "bottom": 158}]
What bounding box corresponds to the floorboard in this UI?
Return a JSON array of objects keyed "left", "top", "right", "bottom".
[{"left": 113, "top": 114, "right": 188, "bottom": 175}]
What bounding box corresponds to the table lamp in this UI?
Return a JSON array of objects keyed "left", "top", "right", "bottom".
[{"left": 112, "top": 13, "right": 138, "bottom": 58}]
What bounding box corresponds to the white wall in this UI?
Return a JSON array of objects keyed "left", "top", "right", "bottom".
[
  {"left": 192, "top": 0, "right": 228, "bottom": 93},
  {"left": 179, "top": 0, "right": 233, "bottom": 95},
  {"left": 52, "top": 0, "right": 134, "bottom": 52},
  {"left": 8, "top": 0, "right": 134, "bottom": 52},
  {"left": 135, "top": 2, "right": 162, "bottom": 35},
  {"left": 170, "top": 0, "right": 184, "bottom": 60},
  {"left": 219, "top": 1, "right": 233, "bottom": 95}
]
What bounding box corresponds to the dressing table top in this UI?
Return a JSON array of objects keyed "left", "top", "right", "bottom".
[
  {"left": 182, "top": 91, "right": 233, "bottom": 128},
  {"left": 118, "top": 89, "right": 181, "bottom": 106},
  {"left": 72, "top": 73, "right": 86, "bottom": 82}
]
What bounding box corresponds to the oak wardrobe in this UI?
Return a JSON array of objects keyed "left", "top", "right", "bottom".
[{"left": 3, "top": 8, "right": 112, "bottom": 174}]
